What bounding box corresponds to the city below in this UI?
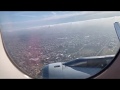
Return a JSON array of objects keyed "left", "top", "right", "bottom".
[{"left": 1, "top": 17, "right": 120, "bottom": 78}]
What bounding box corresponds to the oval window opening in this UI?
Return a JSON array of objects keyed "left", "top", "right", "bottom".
[{"left": 0, "top": 11, "right": 120, "bottom": 79}]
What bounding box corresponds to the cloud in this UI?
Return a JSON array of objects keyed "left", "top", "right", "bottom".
[
  {"left": 51, "top": 12, "right": 57, "bottom": 16},
  {"left": 1, "top": 11, "right": 120, "bottom": 25},
  {"left": 42, "top": 12, "right": 91, "bottom": 21},
  {"left": 19, "top": 15, "right": 37, "bottom": 17},
  {"left": 1, "top": 12, "right": 86, "bottom": 24}
]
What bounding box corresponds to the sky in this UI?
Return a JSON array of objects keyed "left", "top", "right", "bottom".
[
  {"left": 0, "top": 11, "right": 120, "bottom": 30},
  {"left": 0, "top": 11, "right": 94, "bottom": 23}
]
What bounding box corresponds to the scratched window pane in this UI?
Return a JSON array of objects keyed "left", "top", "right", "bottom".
[{"left": 0, "top": 11, "right": 120, "bottom": 79}]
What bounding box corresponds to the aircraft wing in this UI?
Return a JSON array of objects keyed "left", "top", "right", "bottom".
[{"left": 41, "top": 55, "right": 114, "bottom": 79}]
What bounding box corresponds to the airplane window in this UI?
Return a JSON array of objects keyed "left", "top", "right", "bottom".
[{"left": 0, "top": 11, "right": 120, "bottom": 79}]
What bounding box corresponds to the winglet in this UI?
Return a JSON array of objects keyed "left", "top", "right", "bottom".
[{"left": 114, "top": 22, "right": 120, "bottom": 41}]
